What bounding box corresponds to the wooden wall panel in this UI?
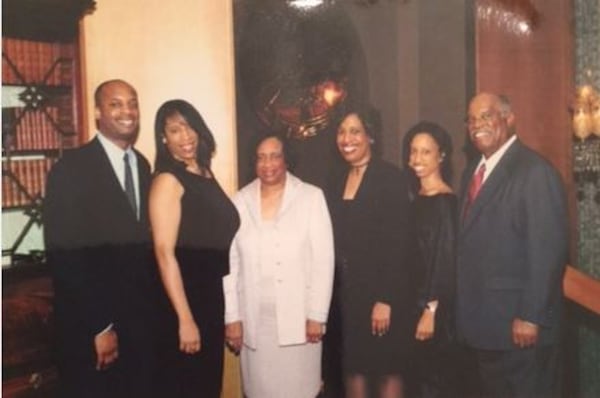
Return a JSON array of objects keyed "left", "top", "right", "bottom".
[
  {"left": 475, "top": 0, "right": 574, "bottom": 183},
  {"left": 475, "top": 0, "right": 577, "bottom": 260}
]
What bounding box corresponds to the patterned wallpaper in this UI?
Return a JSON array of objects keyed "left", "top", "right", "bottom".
[
  {"left": 574, "top": 1, "right": 600, "bottom": 396},
  {"left": 575, "top": 0, "right": 600, "bottom": 88}
]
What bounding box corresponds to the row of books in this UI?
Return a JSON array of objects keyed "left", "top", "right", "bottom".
[
  {"left": 3, "top": 108, "right": 67, "bottom": 151},
  {"left": 2, "top": 158, "right": 55, "bottom": 208},
  {"left": 2, "top": 37, "right": 75, "bottom": 86}
]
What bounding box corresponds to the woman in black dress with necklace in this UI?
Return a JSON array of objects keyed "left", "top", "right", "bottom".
[
  {"left": 149, "top": 100, "right": 239, "bottom": 397},
  {"left": 326, "top": 105, "right": 417, "bottom": 398},
  {"left": 402, "top": 121, "right": 458, "bottom": 398}
]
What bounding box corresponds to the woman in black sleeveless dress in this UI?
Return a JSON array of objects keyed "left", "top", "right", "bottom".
[
  {"left": 149, "top": 100, "right": 239, "bottom": 398},
  {"left": 402, "top": 121, "right": 459, "bottom": 398}
]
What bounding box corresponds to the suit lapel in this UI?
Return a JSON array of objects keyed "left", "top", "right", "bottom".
[
  {"left": 278, "top": 172, "right": 300, "bottom": 218},
  {"left": 351, "top": 158, "right": 376, "bottom": 202},
  {"left": 240, "top": 179, "right": 262, "bottom": 228},
  {"left": 241, "top": 172, "right": 300, "bottom": 227},
  {"left": 458, "top": 161, "right": 478, "bottom": 221},
  {"left": 90, "top": 137, "right": 141, "bottom": 224},
  {"left": 461, "top": 140, "right": 523, "bottom": 232},
  {"left": 90, "top": 137, "right": 125, "bottom": 194}
]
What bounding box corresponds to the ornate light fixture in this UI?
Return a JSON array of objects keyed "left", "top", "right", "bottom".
[
  {"left": 572, "top": 84, "right": 600, "bottom": 203},
  {"left": 257, "top": 79, "right": 347, "bottom": 140},
  {"left": 571, "top": 85, "right": 595, "bottom": 141}
]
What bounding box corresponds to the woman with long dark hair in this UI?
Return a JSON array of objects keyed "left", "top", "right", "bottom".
[
  {"left": 402, "top": 121, "right": 458, "bottom": 398},
  {"left": 149, "top": 99, "right": 239, "bottom": 397}
]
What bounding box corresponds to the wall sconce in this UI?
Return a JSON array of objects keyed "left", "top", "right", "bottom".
[
  {"left": 572, "top": 84, "right": 600, "bottom": 203},
  {"left": 590, "top": 91, "right": 600, "bottom": 138},
  {"left": 571, "top": 86, "right": 595, "bottom": 141},
  {"left": 571, "top": 85, "right": 600, "bottom": 140}
]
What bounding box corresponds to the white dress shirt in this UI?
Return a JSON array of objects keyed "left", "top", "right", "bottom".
[
  {"left": 475, "top": 134, "right": 518, "bottom": 183},
  {"left": 96, "top": 132, "right": 140, "bottom": 219}
]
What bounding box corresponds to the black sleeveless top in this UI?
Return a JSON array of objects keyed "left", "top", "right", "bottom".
[
  {"left": 156, "top": 166, "right": 239, "bottom": 398},
  {"left": 163, "top": 166, "right": 240, "bottom": 285}
]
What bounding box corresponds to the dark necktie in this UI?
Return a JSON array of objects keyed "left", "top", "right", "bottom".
[
  {"left": 464, "top": 163, "right": 486, "bottom": 219},
  {"left": 123, "top": 152, "right": 137, "bottom": 217}
]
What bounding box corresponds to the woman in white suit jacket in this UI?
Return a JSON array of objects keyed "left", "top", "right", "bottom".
[{"left": 223, "top": 134, "right": 334, "bottom": 398}]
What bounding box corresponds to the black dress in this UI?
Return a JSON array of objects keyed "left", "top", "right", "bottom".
[
  {"left": 413, "top": 193, "right": 457, "bottom": 337},
  {"left": 159, "top": 166, "right": 240, "bottom": 398},
  {"left": 326, "top": 159, "right": 418, "bottom": 377},
  {"left": 413, "top": 193, "right": 459, "bottom": 397}
]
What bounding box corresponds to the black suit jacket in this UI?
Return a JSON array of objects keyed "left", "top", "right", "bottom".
[
  {"left": 326, "top": 158, "right": 419, "bottom": 354},
  {"left": 455, "top": 139, "right": 568, "bottom": 350},
  {"left": 43, "top": 137, "right": 156, "bottom": 358}
]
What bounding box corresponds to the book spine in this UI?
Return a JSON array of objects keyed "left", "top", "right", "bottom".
[
  {"left": 14, "top": 108, "right": 23, "bottom": 150},
  {"left": 14, "top": 160, "right": 22, "bottom": 206},
  {"left": 2, "top": 159, "right": 9, "bottom": 207},
  {"left": 2, "top": 38, "right": 8, "bottom": 83}
]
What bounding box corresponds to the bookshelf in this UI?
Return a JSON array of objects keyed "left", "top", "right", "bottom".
[
  {"left": 2, "top": 37, "right": 79, "bottom": 201},
  {"left": 2, "top": 13, "right": 87, "bottom": 264},
  {"left": 2, "top": 2, "right": 95, "bottom": 397},
  {"left": 1, "top": 36, "right": 81, "bottom": 266}
]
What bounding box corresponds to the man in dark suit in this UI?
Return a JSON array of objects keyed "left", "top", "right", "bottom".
[
  {"left": 456, "top": 92, "right": 568, "bottom": 398},
  {"left": 44, "top": 79, "right": 159, "bottom": 397}
]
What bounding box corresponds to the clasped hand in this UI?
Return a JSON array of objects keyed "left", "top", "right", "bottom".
[
  {"left": 306, "top": 319, "right": 325, "bottom": 343},
  {"left": 179, "top": 319, "right": 201, "bottom": 354},
  {"left": 225, "top": 321, "right": 243, "bottom": 353},
  {"left": 371, "top": 302, "right": 391, "bottom": 336},
  {"left": 415, "top": 309, "right": 435, "bottom": 341},
  {"left": 512, "top": 318, "right": 539, "bottom": 348},
  {"left": 95, "top": 329, "right": 118, "bottom": 370}
]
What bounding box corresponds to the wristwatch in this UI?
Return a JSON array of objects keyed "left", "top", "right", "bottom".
[{"left": 425, "top": 301, "right": 438, "bottom": 313}]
